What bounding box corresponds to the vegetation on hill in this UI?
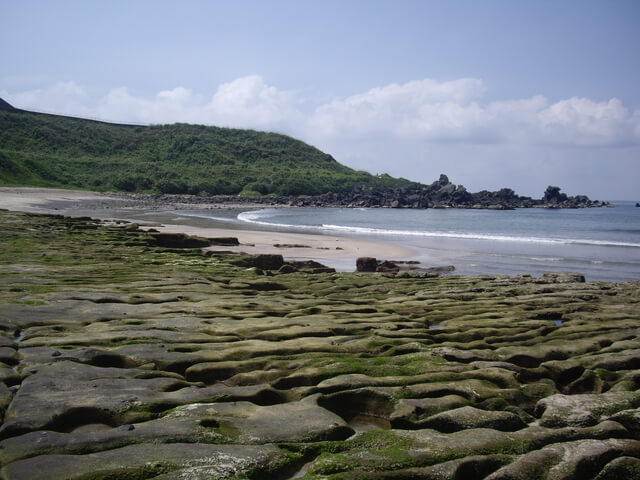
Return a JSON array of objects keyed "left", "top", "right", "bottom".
[{"left": 0, "top": 100, "right": 418, "bottom": 195}]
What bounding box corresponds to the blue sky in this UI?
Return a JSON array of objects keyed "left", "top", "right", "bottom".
[{"left": 1, "top": 0, "right": 639, "bottom": 199}]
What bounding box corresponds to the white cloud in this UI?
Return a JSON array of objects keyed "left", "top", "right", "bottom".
[
  {"left": 2, "top": 76, "right": 639, "bottom": 147},
  {"left": 306, "top": 80, "right": 640, "bottom": 147},
  {"left": 96, "top": 87, "right": 203, "bottom": 125},
  {"left": 307, "top": 78, "right": 486, "bottom": 139},
  {"left": 2, "top": 76, "right": 299, "bottom": 129},
  {"left": 1, "top": 81, "right": 93, "bottom": 117},
  {"left": 537, "top": 97, "right": 634, "bottom": 145},
  {"left": 204, "top": 75, "right": 301, "bottom": 129}
]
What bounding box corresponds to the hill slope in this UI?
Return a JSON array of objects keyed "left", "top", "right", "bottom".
[{"left": 0, "top": 99, "right": 417, "bottom": 195}]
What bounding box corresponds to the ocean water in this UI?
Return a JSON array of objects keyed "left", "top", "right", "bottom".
[
  {"left": 89, "top": 202, "right": 640, "bottom": 281},
  {"left": 226, "top": 202, "right": 640, "bottom": 281}
]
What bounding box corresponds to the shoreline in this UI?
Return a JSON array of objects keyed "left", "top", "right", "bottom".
[
  {"left": 3, "top": 187, "right": 637, "bottom": 280},
  {"left": 0, "top": 187, "right": 416, "bottom": 270},
  {"left": 2, "top": 208, "right": 639, "bottom": 478}
]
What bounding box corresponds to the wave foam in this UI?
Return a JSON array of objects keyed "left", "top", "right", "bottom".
[
  {"left": 236, "top": 210, "right": 640, "bottom": 248},
  {"left": 321, "top": 224, "right": 640, "bottom": 248}
]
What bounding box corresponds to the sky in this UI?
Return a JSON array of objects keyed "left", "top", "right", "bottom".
[{"left": 1, "top": 0, "right": 639, "bottom": 200}]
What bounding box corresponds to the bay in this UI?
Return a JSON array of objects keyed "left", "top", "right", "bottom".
[
  {"left": 85, "top": 201, "right": 640, "bottom": 282},
  {"left": 204, "top": 202, "right": 639, "bottom": 281}
]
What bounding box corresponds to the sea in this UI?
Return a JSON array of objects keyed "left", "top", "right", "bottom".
[{"left": 126, "top": 201, "right": 639, "bottom": 282}]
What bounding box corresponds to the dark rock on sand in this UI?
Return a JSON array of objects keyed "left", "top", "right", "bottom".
[
  {"left": 356, "top": 257, "right": 401, "bottom": 273},
  {"left": 147, "top": 232, "right": 212, "bottom": 248},
  {"left": 231, "top": 253, "right": 284, "bottom": 270},
  {"left": 356, "top": 257, "right": 379, "bottom": 272},
  {"left": 208, "top": 237, "right": 240, "bottom": 246},
  {"left": 283, "top": 260, "right": 336, "bottom": 274}
]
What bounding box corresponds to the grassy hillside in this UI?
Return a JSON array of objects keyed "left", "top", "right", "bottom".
[{"left": 0, "top": 100, "right": 418, "bottom": 196}]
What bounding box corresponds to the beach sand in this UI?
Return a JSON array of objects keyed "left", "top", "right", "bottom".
[{"left": 0, "top": 187, "right": 415, "bottom": 266}]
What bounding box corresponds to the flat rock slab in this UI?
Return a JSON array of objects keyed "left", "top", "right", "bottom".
[
  {"left": 1, "top": 443, "right": 286, "bottom": 480},
  {"left": 0, "top": 360, "right": 283, "bottom": 438},
  {"left": 167, "top": 394, "right": 353, "bottom": 443},
  {"left": 1, "top": 211, "right": 640, "bottom": 479}
]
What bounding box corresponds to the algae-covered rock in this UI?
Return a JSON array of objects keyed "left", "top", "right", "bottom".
[
  {"left": 166, "top": 395, "right": 353, "bottom": 443},
  {"left": 1, "top": 443, "right": 290, "bottom": 480},
  {"left": 1, "top": 210, "right": 640, "bottom": 478},
  {"left": 594, "top": 456, "right": 640, "bottom": 480},
  {"left": 390, "top": 395, "right": 470, "bottom": 428},
  {"left": 486, "top": 439, "right": 640, "bottom": 480},
  {"left": 535, "top": 391, "right": 640, "bottom": 427},
  {"left": 420, "top": 406, "right": 527, "bottom": 433}
]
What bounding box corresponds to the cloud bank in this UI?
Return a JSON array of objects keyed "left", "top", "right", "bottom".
[
  {"left": 4, "top": 76, "right": 638, "bottom": 147},
  {"left": 2, "top": 76, "right": 639, "bottom": 198}
]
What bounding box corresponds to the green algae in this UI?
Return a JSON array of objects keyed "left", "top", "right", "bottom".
[{"left": 1, "top": 210, "right": 640, "bottom": 479}]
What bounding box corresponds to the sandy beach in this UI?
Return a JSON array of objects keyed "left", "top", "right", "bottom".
[{"left": 0, "top": 187, "right": 415, "bottom": 267}]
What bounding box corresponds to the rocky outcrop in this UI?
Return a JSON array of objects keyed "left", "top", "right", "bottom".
[
  {"left": 230, "top": 254, "right": 284, "bottom": 270},
  {"left": 356, "top": 257, "right": 380, "bottom": 272},
  {"left": 102, "top": 174, "right": 610, "bottom": 211},
  {"left": 208, "top": 237, "right": 240, "bottom": 246},
  {"left": 355, "top": 258, "right": 406, "bottom": 273},
  {"left": 357, "top": 257, "right": 453, "bottom": 274},
  {"left": 146, "top": 232, "right": 212, "bottom": 248}
]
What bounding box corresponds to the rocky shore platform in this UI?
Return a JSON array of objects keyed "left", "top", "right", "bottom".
[{"left": 1, "top": 210, "right": 639, "bottom": 479}]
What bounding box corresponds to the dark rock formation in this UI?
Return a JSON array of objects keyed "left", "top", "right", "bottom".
[
  {"left": 282, "top": 260, "right": 336, "bottom": 274},
  {"left": 543, "top": 185, "right": 568, "bottom": 204},
  {"left": 376, "top": 260, "right": 401, "bottom": 273},
  {"left": 208, "top": 237, "right": 240, "bottom": 246},
  {"left": 356, "top": 257, "right": 379, "bottom": 272},
  {"left": 147, "top": 232, "right": 212, "bottom": 248},
  {"left": 106, "top": 174, "right": 607, "bottom": 211},
  {"left": 231, "top": 254, "right": 284, "bottom": 270},
  {"left": 358, "top": 257, "right": 456, "bottom": 275}
]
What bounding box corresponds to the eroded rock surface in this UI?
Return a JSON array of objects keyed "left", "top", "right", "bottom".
[{"left": 0, "top": 210, "right": 639, "bottom": 479}]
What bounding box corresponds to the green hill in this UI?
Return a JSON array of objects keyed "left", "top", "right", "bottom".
[{"left": 0, "top": 99, "right": 417, "bottom": 196}]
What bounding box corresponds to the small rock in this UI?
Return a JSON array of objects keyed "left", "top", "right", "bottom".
[{"left": 209, "top": 237, "right": 239, "bottom": 246}]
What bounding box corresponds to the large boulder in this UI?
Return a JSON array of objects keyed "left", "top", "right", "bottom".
[
  {"left": 282, "top": 260, "right": 336, "bottom": 274},
  {"left": 356, "top": 257, "right": 378, "bottom": 272},
  {"left": 231, "top": 254, "right": 284, "bottom": 270},
  {"left": 356, "top": 257, "right": 400, "bottom": 273},
  {"left": 147, "top": 232, "right": 211, "bottom": 248}
]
